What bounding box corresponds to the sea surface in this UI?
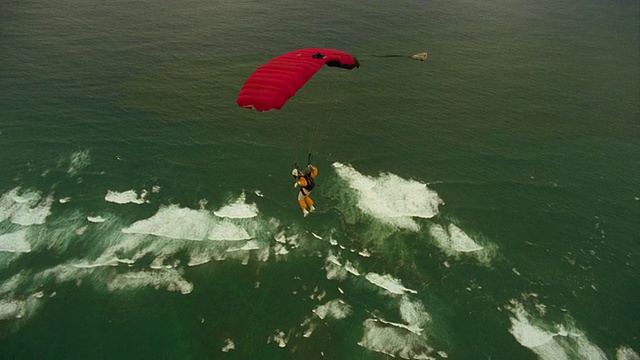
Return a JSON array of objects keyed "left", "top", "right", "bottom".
[{"left": 1, "top": 0, "right": 639, "bottom": 358}]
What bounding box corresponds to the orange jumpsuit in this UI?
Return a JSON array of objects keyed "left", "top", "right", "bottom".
[{"left": 296, "top": 166, "right": 318, "bottom": 213}]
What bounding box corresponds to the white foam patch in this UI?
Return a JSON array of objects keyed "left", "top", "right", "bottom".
[
  {"left": 447, "top": 224, "right": 483, "bottom": 252},
  {"left": 0, "top": 299, "right": 26, "bottom": 320},
  {"left": 214, "top": 193, "right": 258, "bottom": 219},
  {"left": 344, "top": 260, "right": 361, "bottom": 276},
  {"left": 274, "top": 243, "right": 289, "bottom": 256},
  {"left": 107, "top": 268, "right": 193, "bottom": 294},
  {"left": 150, "top": 255, "right": 172, "bottom": 269},
  {"left": 122, "top": 205, "right": 213, "bottom": 240},
  {"left": 617, "top": 346, "right": 640, "bottom": 360},
  {"left": 0, "top": 229, "right": 31, "bottom": 253},
  {"left": 358, "top": 318, "right": 434, "bottom": 359},
  {"left": 24, "top": 199, "right": 52, "bottom": 221},
  {"left": 188, "top": 251, "right": 212, "bottom": 267},
  {"left": 124, "top": 204, "right": 256, "bottom": 243},
  {"left": 313, "top": 299, "right": 353, "bottom": 320},
  {"left": 325, "top": 256, "right": 348, "bottom": 281},
  {"left": 208, "top": 220, "right": 252, "bottom": 241},
  {"left": 268, "top": 329, "right": 290, "bottom": 348},
  {"left": 0, "top": 294, "right": 42, "bottom": 321},
  {"left": 333, "top": 162, "right": 442, "bottom": 230},
  {"left": 506, "top": 300, "right": 607, "bottom": 360},
  {"left": 301, "top": 316, "right": 318, "bottom": 338},
  {"left": 323, "top": 250, "right": 361, "bottom": 278},
  {"left": 87, "top": 216, "right": 106, "bottom": 223},
  {"left": 0, "top": 187, "right": 53, "bottom": 225},
  {"left": 85, "top": 232, "right": 152, "bottom": 269},
  {"left": 327, "top": 253, "right": 342, "bottom": 266},
  {"left": 399, "top": 296, "right": 431, "bottom": 330},
  {"left": 358, "top": 249, "right": 372, "bottom": 257},
  {"left": 221, "top": 338, "right": 235, "bottom": 352},
  {"left": 429, "top": 224, "right": 483, "bottom": 253},
  {"left": 105, "top": 189, "right": 148, "bottom": 204},
  {"left": 365, "top": 273, "right": 417, "bottom": 295},
  {"left": 324, "top": 251, "right": 353, "bottom": 280},
  {"left": 310, "top": 287, "right": 327, "bottom": 301}
]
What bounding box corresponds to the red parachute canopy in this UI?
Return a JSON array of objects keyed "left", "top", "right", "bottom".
[{"left": 237, "top": 48, "right": 359, "bottom": 112}]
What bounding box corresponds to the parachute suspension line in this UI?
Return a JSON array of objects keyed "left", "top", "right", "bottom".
[
  {"left": 307, "top": 73, "right": 356, "bottom": 155},
  {"left": 305, "top": 78, "right": 333, "bottom": 154},
  {"left": 287, "top": 82, "right": 311, "bottom": 161}
]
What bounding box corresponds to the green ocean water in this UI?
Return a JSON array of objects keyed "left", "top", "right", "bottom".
[{"left": 1, "top": 0, "right": 639, "bottom": 358}]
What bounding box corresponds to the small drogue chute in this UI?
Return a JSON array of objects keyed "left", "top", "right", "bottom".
[
  {"left": 369, "top": 52, "right": 428, "bottom": 61},
  {"left": 237, "top": 48, "right": 359, "bottom": 112},
  {"left": 410, "top": 52, "right": 428, "bottom": 61}
]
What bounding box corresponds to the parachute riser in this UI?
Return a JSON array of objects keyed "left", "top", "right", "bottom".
[{"left": 293, "top": 152, "right": 312, "bottom": 171}]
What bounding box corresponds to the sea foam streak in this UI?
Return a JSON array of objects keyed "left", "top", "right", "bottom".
[
  {"left": 365, "top": 273, "right": 417, "bottom": 295},
  {"left": 66, "top": 150, "right": 91, "bottom": 176},
  {"left": 107, "top": 268, "right": 193, "bottom": 294},
  {"left": 332, "top": 163, "right": 443, "bottom": 231}
]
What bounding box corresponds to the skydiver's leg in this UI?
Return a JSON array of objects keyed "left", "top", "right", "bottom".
[
  {"left": 297, "top": 192, "right": 307, "bottom": 209},
  {"left": 305, "top": 194, "right": 315, "bottom": 212},
  {"left": 298, "top": 191, "right": 309, "bottom": 216},
  {"left": 298, "top": 198, "right": 307, "bottom": 210}
]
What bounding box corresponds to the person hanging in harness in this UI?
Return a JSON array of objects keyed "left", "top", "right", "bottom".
[{"left": 292, "top": 164, "right": 318, "bottom": 217}]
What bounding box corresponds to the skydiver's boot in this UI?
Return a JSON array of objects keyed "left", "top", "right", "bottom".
[
  {"left": 309, "top": 205, "right": 316, "bottom": 213},
  {"left": 303, "top": 209, "right": 310, "bottom": 217}
]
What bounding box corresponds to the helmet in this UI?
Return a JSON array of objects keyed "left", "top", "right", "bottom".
[{"left": 292, "top": 169, "right": 301, "bottom": 177}]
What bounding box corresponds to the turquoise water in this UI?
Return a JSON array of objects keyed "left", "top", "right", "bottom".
[{"left": 1, "top": 0, "right": 639, "bottom": 358}]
